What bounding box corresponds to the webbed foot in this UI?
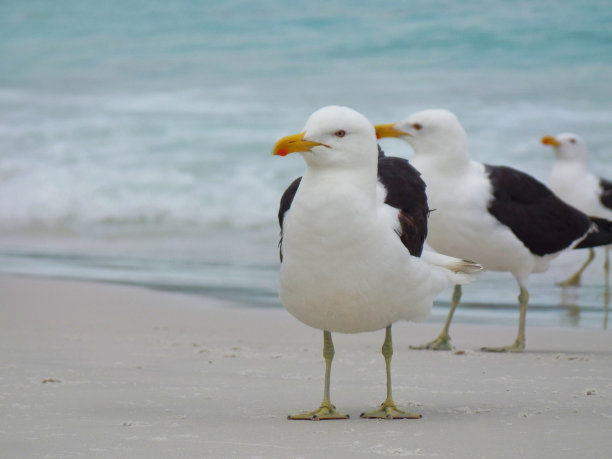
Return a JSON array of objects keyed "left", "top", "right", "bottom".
[
  {"left": 288, "top": 400, "right": 349, "bottom": 421},
  {"left": 481, "top": 339, "right": 524, "bottom": 353},
  {"left": 360, "top": 400, "right": 421, "bottom": 420},
  {"left": 410, "top": 334, "right": 453, "bottom": 351},
  {"left": 557, "top": 273, "right": 582, "bottom": 288}
]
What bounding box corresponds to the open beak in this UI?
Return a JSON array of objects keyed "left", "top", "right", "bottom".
[
  {"left": 272, "top": 132, "right": 325, "bottom": 156},
  {"left": 375, "top": 123, "right": 409, "bottom": 139},
  {"left": 541, "top": 135, "right": 560, "bottom": 147}
]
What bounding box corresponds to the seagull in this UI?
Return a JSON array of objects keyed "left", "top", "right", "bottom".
[
  {"left": 542, "top": 133, "right": 612, "bottom": 291},
  {"left": 376, "top": 109, "right": 612, "bottom": 352},
  {"left": 273, "top": 105, "right": 481, "bottom": 420}
]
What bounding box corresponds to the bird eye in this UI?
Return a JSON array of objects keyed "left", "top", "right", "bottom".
[
  {"left": 413, "top": 123, "right": 422, "bottom": 130},
  {"left": 334, "top": 130, "right": 346, "bottom": 138},
  {"left": 570, "top": 138, "right": 576, "bottom": 144}
]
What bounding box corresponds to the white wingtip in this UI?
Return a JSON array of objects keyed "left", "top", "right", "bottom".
[
  {"left": 421, "top": 251, "right": 483, "bottom": 284},
  {"left": 447, "top": 258, "right": 483, "bottom": 275}
]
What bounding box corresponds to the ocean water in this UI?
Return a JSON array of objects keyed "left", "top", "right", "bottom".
[{"left": 1, "top": 0, "right": 611, "bottom": 328}]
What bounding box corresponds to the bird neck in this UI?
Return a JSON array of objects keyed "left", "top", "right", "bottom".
[
  {"left": 552, "top": 158, "right": 588, "bottom": 175},
  {"left": 301, "top": 165, "right": 378, "bottom": 202},
  {"left": 412, "top": 146, "right": 471, "bottom": 176}
]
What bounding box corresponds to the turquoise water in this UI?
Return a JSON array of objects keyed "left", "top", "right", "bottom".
[{"left": 1, "top": 0, "right": 611, "bottom": 328}]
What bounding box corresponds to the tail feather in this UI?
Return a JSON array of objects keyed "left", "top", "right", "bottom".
[
  {"left": 575, "top": 217, "right": 612, "bottom": 249},
  {"left": 421, "top": 251, "right": 483, "bottom": 285}
]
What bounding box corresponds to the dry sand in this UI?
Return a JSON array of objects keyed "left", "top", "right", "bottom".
[{"left": 1, "top": 275, "right": 612, "bottom": 458}]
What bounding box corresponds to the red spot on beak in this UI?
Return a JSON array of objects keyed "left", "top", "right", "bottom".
[
  {"left": 276, "top": 148, "right": 289, "bottom": 156},
  {"left": 376, "top": 133, "right": 381, "bottom": 139}
]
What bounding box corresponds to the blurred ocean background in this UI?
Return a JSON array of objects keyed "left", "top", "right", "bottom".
[{"left": 1, "top": 0, "right": 611, "bottom": 328}]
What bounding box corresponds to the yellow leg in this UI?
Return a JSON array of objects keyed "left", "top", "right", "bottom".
[
  {"left": 411, "top": 285, "right": 461, "bottom": 351},
  {"left": 288, "top": 331, "right": 349, "bottom": 420},
  {"left": 361, "top": 326, "right": 421, "bottom": 419},
  {"left": 482, "top": 286, "right": 528, "bottom": 353},
  {"left": 558, "top": 248, "right": 595, "bottom": 287}
]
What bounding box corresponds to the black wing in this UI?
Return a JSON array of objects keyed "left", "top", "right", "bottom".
[
  {"left": 599, "top": 178, "right": 612, "bottom": 210},
  {"left": 485, "top": 164, "right": 591, "bottom": 256},
  {"left": 278, "top": 176, "right": 302, "bottom": 262},
  {"left": 575, "top": 216, "right": 612, "bottom": 249},
  {"left": 378, "top": 155, "right": 429, "bottom": 257}
]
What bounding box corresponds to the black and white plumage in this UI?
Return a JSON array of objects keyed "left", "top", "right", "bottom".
[
  {"left": 542, "top": 133, "right": 612, "bottom": 223},
  {"left": 485, "top": 164, "right": 611, "bottom": 255},
  {"left": 542, "top": 133, "right": 612, "bottom": 292},
  {"left": 375, "top": 109, "right": 612, "bottom": 352},
  {"left": 279, "top": 146, "right": 429, "bottom": 261},
  {"left": 273, "top": 105, "right": 480, "bottom": 420},
  {"left": 275, "top": 106, "right": 479, "bottom": 335}
]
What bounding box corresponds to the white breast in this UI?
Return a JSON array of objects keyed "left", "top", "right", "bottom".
[
  {"left": 279, "top": 175, "right": 448, "bottom": 333},
  {"left": 413, "top": 159, "right": 548, "bottom": 281},
  {"left": 549, "top": 163, "right": 612, "bottom": 220}
]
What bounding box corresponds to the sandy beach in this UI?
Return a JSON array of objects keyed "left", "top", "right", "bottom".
[{"left": 1, "top": 275, "right": 611, "bottom": 458}]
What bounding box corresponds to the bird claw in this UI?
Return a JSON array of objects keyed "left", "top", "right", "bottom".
[
  {"left": 557, "top": 275, "right": 582, "bottom": 288},
  {"left": 410, "top": 334, "right": 453, "bottom": 351},
  {"left": 288, "top": 401, "right": 349, "bottom": 421},
  {"left": 481, "top": 339, "right": 524, "bottom": 353},
  {"left": 360, "top": 401, "right": 421, "bottom": 420}
]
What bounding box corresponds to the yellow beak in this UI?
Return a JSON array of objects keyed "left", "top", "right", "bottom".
[
  {"left": 374, "top": 123, "right": 408, "bottom": 139},
  {"left": 272, "top": 132, "right": 325, "bottom": 156},
  {"left": 541, "top": 135, "right": 560, "bottom": 147}
]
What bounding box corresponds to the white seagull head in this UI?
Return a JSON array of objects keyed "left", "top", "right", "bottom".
[
  {"left": 375, "top": 109, "right": 469, "bottom": 161},
  {"left": 272, "top": 105, "right": 378, "bottom": 170},
  {"left": 541, "top": 133, "right": 588, "bottom": 164}
]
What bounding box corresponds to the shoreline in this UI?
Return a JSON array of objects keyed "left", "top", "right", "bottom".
[
  {"left": 2, "top": 269, "right": 610, "bottom": 331},
  {"left": 1, "top": 275, "right": 612, "bottom": 458}
]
